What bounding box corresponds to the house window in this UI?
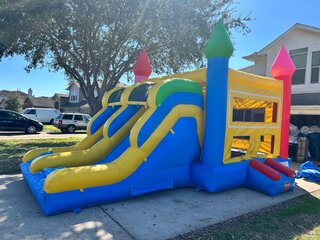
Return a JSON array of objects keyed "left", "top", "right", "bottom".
[
  {"left": 311, "top": 51, "right": 320, "bottom": 84},
  {"left": 289, "top": 48, "right": 308, "bottom": 85},
  {"left": 70, "top": 88, "right": 78, "bottom": 102}
]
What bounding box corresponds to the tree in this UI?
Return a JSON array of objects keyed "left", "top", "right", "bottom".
[
  {"left": 0, "top": 0, "right": 252, "bottom": 115},
  {"left": 4, "top": 93, "right": 22, "bottom": 112}
]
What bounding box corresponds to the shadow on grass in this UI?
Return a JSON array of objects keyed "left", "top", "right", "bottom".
[
  {"left": 0, "top": 139, "right": 80, "bottom": 174},
  {"left": 0, "top": 132, "right": 41, "bottom": 136},
  {"left": 46, "top": 131, "right": 86, "bottom": 135},
  {"left": 172, "top": 187, "right": 320, "bottom": 240},
  {"left": 0, "top": 131, "right": 86, "bottom": 136}
]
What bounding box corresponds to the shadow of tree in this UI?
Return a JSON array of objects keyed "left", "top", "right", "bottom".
[
  {"left": 1, "top": 173, "right": 319, "bottom": 240},
  {"left": 0, "top": 175, "right": 128, "bottom": 240}
]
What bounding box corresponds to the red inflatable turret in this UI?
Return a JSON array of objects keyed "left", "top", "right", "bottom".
[{"left": 133, "top": 49, "right": 152, "bottom": 83}]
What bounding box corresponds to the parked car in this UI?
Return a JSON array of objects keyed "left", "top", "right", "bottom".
[
  {"left": 21, "top": 108, "right": 60, "bottom": 124},
  {"left": 53, "top": 113, "right": 92, "bottom": 133},
  {"left": 0, "top": 109, "right": 43, "bottom": 134}
]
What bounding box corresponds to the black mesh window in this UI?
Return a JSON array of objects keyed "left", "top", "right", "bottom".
[
  {"left": 108, "top": 88, "right": 125, "bottom": 104},
  {"left": 233, "top": 108, "right": 265, "bottom": 122},
  {"left": 128, "top": 83, "right": 156, "bottom": 102}
]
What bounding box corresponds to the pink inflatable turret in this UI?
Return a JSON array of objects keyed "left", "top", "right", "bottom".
[
  {"left": 270, "top": 45, "right": 296, "bottom": 158},
  {"left": 133, "top": 49, "right": 152, "bottom": 83}
]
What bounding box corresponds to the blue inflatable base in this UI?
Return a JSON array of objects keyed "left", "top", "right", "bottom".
[
  {"left": 22, "top": 156, "right": 295, "bottom": 215},
  {"left": 191, "top": 158, "right": 295, "bottom": 196},
  {"left": 21, "top": 162, "right": 192, "bottom": 215}
]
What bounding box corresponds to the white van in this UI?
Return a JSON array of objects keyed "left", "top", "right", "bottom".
[{"left": 21, "top": 108, "right": 61, "bottom": 124}]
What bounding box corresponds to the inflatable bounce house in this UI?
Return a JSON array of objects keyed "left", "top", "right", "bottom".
[{"left": 21, "top": 20, "right": 297, "bottom": 215}]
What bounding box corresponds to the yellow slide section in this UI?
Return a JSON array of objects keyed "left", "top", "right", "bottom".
[
  {"left": 44, "top": 105, "right": 203, "bottom": 193},
  {"left": 30, "top": 106, "right": 145, "bottom": 172},
  {"left": 23, "top": 87, "right": 123, "bottom": 163},
  {"left": 22, "top": 127, "right": 103, "bottom": 163},
  {"left": 29, "top": 84, "right": 149, "bottom": 172}
]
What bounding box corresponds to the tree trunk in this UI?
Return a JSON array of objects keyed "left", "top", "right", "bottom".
[{"left": 86, "top": 95, "right": 102, "bottom": 116}]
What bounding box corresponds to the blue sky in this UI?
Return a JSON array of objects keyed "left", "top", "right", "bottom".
[{"left": 0, "top": 0, "right": 319, "bottom": 97}]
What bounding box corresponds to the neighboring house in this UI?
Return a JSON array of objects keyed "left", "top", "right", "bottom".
[
  {"left": 62, "top": 81, "right": 127, "bottom": 114},
  {"left": 63, "top": 82, "right": 90, "bottom": 113},
  {"left": 24, "top": 97, "right": 55, "bottom": 108},
  {"left": 24, "top": 88, "right": 57, "bottom": 109},
  {"left": 1, "top": 82, "right": 127, "bottom": 114},
  {"left": 241, "top": 23, "right": 320, "bottom": 128},
  {"left": 0, "top": 90, "right": 27, "bottom": 109},
  {"left": 22, "top": 86, "right": 90, "bottom": 114},
  {"left": 52, "top": 93, "right": 69, "bottom": 110},
  {"left": 21, "top": 81, "right": 126, "bottom": 114}
]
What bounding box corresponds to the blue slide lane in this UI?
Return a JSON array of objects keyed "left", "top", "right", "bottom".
[
  {"left": 90, "top": 106, "right": 120, "bottom": 135},
  {"left": 107, "top": 105, "right": 142, "bottom": 138}
]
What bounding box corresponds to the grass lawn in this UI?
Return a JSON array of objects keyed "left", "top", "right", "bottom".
[
  {"left": 43, "top": 124, "right": 60, "bottom": 132},
  {"left": 0, "top": 138, "right": 82, "bottom": 174},
  {"left": 172, "top": 191, "right": 320, "bottom": 240}
]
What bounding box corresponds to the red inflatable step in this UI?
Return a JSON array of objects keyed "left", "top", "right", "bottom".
[
  {"left": 249, "top": 160, "right": 281, "bottom": 181},
  {"left": 265, "top": 158, "right": 295, "bottom": 178}
]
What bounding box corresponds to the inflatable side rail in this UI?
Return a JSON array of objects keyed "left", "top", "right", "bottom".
[
  {"left": 23, "top": 87, "right": 124, "bottom": 163},
  {"left": 247, "top": 158, "right": 295, "bottom": 196},
  {"left": 43, "top": 79, "right": 203, "bottom": 193},
  {"left": 264, "top": 158, "right": 295, "bottom": 177},
  {"left": 249, "top": 160, "right": 281, "bottom": 181}
]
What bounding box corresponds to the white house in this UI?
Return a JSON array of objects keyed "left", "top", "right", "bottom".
[{"left": 242, "top": 23, "right": 320, "bottom": 128}]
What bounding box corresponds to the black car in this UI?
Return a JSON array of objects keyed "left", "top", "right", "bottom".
[{"left": 0, "top": 109, "right": 43, "bottom": 134}]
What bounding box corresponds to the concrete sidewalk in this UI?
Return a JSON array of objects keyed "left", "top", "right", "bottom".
[{"left": 0, "top": 174, "right": 319, "bottom": 240}]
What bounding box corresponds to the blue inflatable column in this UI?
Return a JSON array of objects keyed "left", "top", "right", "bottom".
[{"left": 202, "top": 20, "right": 234, "bottom": 168}]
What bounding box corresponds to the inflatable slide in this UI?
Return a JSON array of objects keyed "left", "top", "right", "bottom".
[
  {"left": 21, "top": 20, "right": 297, "bottom": 216},
  {"left": 21, "top": 79, "right": 203, "bottom": 215}
]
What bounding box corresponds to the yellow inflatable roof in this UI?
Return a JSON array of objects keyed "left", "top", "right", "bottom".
[{"left": 147, "top": 67, "right": 283, "bottom": 97}]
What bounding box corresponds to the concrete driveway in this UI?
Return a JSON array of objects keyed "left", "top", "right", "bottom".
[
  {"left": 0, "top": 174, "right": 319, "bottom": 240},
  {"left": 0, "top": 131, "right": 86, "bottom": 140}
]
